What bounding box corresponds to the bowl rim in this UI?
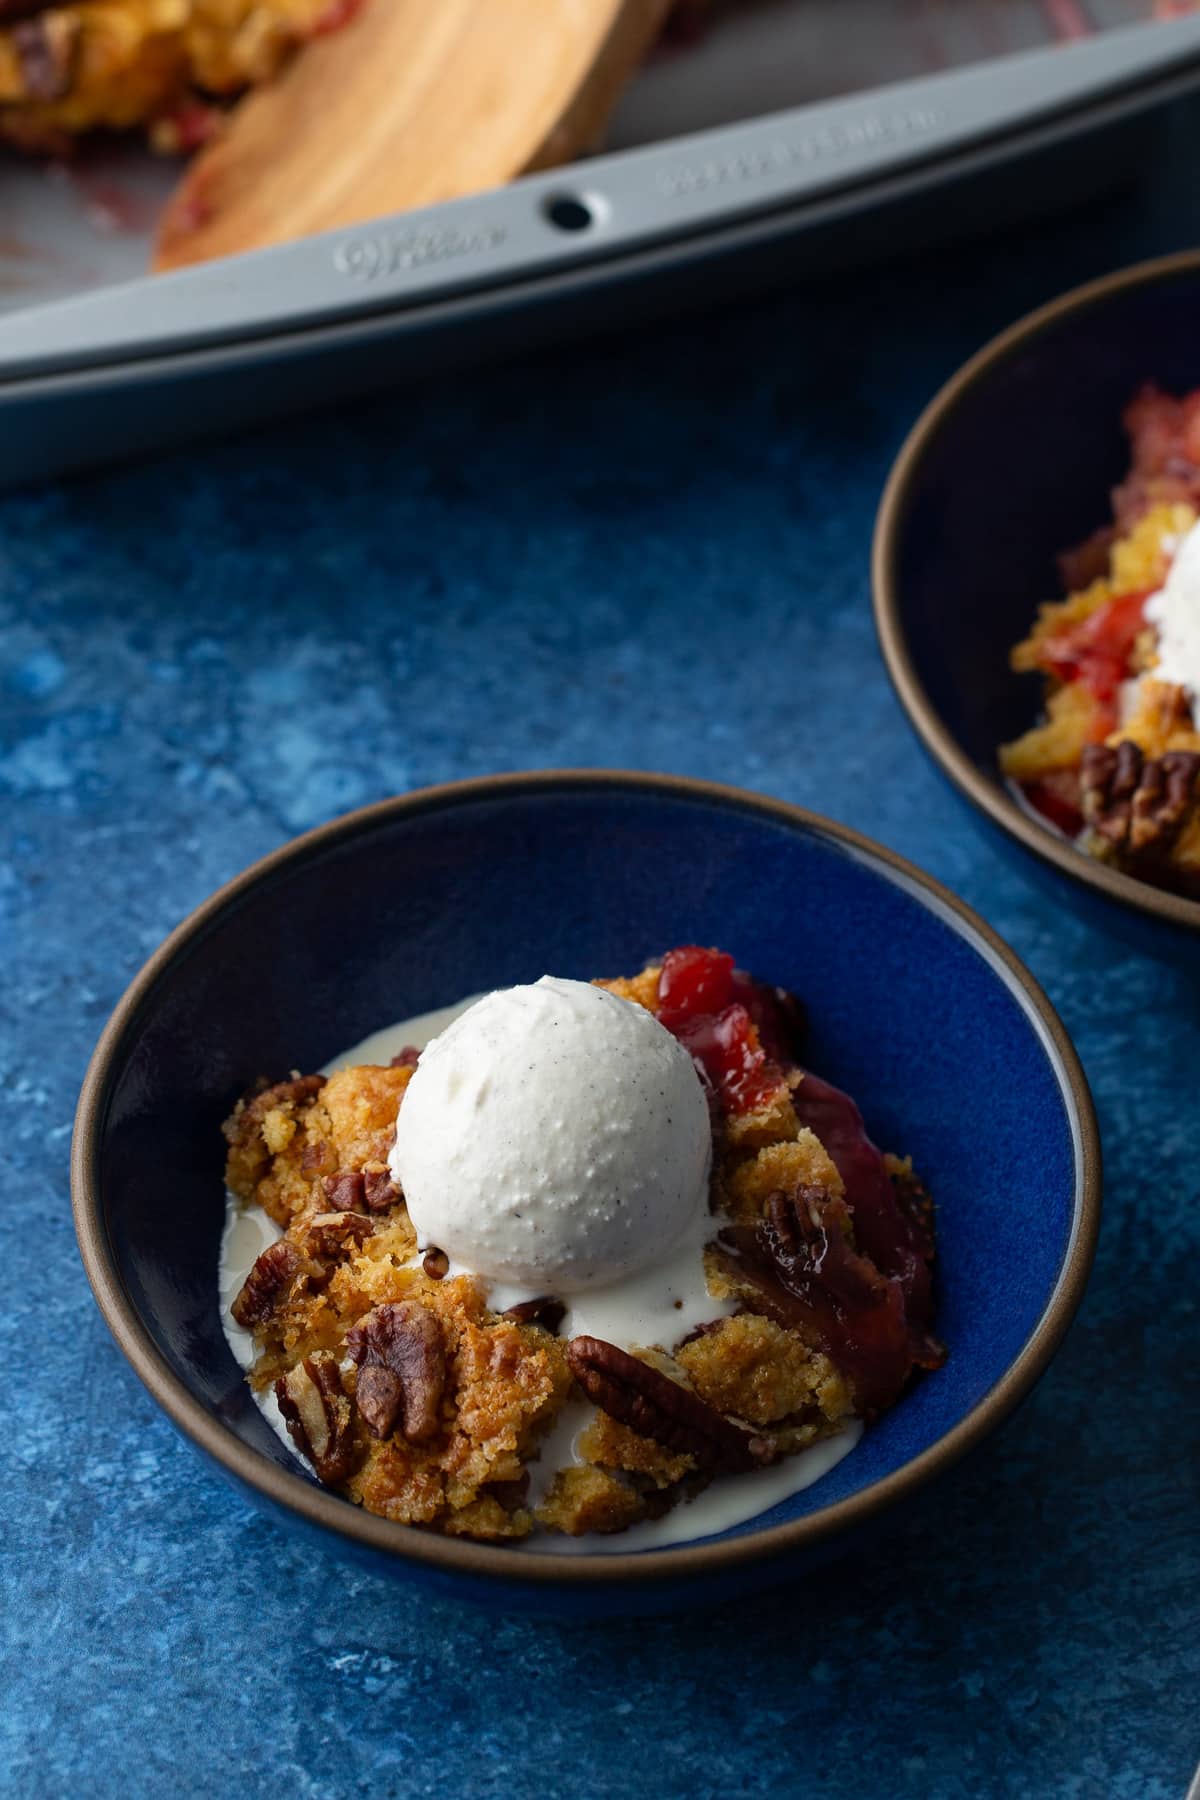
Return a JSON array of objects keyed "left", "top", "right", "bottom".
[
  {"left": 72, "top": 769, "right": 1101, "bottom": 1590},
  {"left": 872, "top": 245, "right": 1200, "bottom": 936}
]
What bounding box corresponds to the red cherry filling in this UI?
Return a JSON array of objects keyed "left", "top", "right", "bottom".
[
  {"left": 790, "top": 1071, "right": 942, "bottom": 1377},
  {"left": 1034, "top": 588, "right": 1149, "bottom": 704},
  {"left": 657, "top": 946, "right": 793, "bottom": 1115},
  {"left": 658, "top": 946, "right": 944, "bottom": 1411}
]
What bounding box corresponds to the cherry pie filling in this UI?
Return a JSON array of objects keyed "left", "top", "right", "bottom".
[{"left": 658, "top": 946, "right": 944, "bottom": 1416}]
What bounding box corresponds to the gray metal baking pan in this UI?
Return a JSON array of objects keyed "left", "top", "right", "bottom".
[{"left": 3, "top": 4, "right": 1200, "bottom": 485}]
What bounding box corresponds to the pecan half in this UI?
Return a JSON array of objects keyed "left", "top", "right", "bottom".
[
  {"left": 566, "top": 1336, "right": 771, "bottom": 1473},
  {"left": 300, "top": 1210, "right": 374, "bottom": 1260},
  {"left": 1081, "top": 742, "right": 1200, "bottom": 857},
  {"left": 13, "top": 13, "right": 77, "bottom": 100},
  {"left": 230, "top": 1240, "right": 303, "bottom": 1329},
  {"left": 322, "top": 1169, "right": 365, "bottom": 1211},
  {"left": 275, "top": 1351, "right": 357, "bottom": 1483},
  {"left": 502, "top": 1297, "right": 566, "bottom": 1334},
  {"left": 324, "top": 1167, "right": 400, "bottom": 1213},
  {"left": 1129, "top": 750, "right": 1200, "bottom": 852},
  {"left": 362, "top": 1168, "right": 400, "bottom": 1212},
  {"left": 346, "top": 1303, "right": 446, "bottom": 1443}
]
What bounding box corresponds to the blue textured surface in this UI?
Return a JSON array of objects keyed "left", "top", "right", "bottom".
[{"left": 4, "top": 105, "right": 1200, "bottom": 1800}]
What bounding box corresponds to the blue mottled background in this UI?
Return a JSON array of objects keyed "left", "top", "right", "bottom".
[{"left": 3, "top": 99, "right": 1200, "bottom": 1800}]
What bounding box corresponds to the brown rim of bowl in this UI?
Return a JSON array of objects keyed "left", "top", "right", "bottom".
[
  {"left": 72, "top": 769, "right": 1101, "bottom": 1590},
  {"left": 873, "top": 245, "right": 1200, "bottom": 936}
]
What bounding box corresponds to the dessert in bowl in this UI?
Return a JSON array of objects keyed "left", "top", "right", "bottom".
[
  {"left": 221, "top": 952, "right": 943, "bottom": 1549},
  {"left": 874, "top": 248, "right": 1200, "bottom": 946},
  {"left": 999, "top": 385, "right": 1200, "bottom": 897},
  {"left": 73, "top": 773, "right": 1098, "bottom": 1614}
]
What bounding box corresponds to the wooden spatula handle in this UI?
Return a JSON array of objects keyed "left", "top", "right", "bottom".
[{"left": 155, "top": 0, "right": 671, "bottom": 270}]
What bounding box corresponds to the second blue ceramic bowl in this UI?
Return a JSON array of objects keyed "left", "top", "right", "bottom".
[
  {"left": 72, "top": 773, "right": 1099, "bottom": 1615},
  {"left": 874, "top": 249, "right": 1200, "bottom": 953}
]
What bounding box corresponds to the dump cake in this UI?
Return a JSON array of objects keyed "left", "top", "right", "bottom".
[
  {"left": 221, "top": 948, "right": 945, "bottom": 1547},
  {"left": 1001, "top": 384, "right": 1200, "bottom": 894}
]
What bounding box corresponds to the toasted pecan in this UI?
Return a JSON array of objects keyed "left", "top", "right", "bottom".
[
  {"left": 1081, "top": 741, "right": 1200, "bottom": 856},
  {"left": 275, "top": 1352, "right": 357, "bottom": 1483},
  {"left": 322, "top": 1166, "right": 400, "bottom": 1214},
  {"left": 230, "top": 1239, "right": 303, "bottom": 1329},
  {"left": 299, "top": 1210, "right": 374, "bottom": 1261},
  {"left": 566, "top": 1336, "right": 771, "bottom": 1474},
  {"left": 362, "top": 1168, "right": 400, "bottom": 1212},
  {"left": 346, "top": 1303, "right": 446, "bottom": 1443},
  {"left": 321, "top": 1170, "right": 366, "bottom": 1211}
]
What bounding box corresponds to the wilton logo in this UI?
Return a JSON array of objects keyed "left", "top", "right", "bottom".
[
  {"left": 656, "top": 107, "right": 942, "bottom": 198},
  {"left": 333, "top": 222, "right": 507, "bottom": 281}
]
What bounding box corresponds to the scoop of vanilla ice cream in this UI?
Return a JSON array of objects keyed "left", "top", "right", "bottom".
[{"left": 388, "top": 976, "right": 711, "bottom": 1292}]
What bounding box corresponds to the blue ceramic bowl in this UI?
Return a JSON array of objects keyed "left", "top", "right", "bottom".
[
  {"left": 873, "top": 250, "right": 1200, "bottom": 953},
  {"left": 73, "top": 773, "right": 1099, "bottom": 1616}
]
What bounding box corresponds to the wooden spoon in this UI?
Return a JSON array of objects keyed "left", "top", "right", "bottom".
[{"left": 154, "top": 0, "right": 671, "bottom": 270}]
